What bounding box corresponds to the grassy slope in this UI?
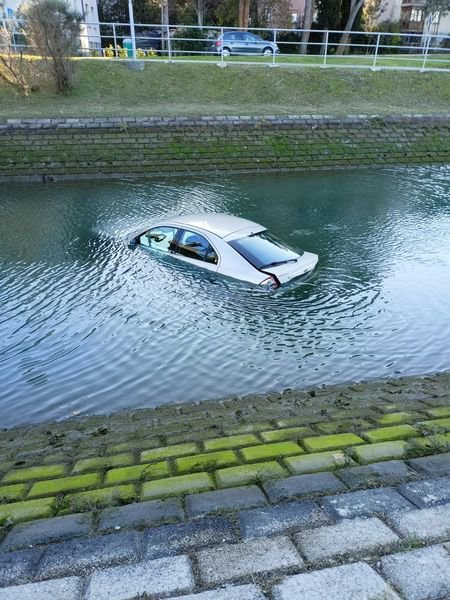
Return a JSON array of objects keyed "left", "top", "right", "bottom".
[{"left": 0, "top": 60, "right": 449, "bottom": 119}]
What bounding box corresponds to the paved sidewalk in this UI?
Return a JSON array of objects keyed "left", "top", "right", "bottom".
[{"left": 0, "top": 373, "right": 449, "bottom": 598}]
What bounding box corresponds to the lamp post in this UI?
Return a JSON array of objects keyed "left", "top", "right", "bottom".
[{"left": 128, "top": 0, "right": 136, "bottom": 59}]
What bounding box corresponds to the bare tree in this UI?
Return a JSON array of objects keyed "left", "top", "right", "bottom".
[
  {"left": 192, "top": 0, "right": 206, "bottom": 26},
  {"left": 21, "top": 0, "right": 82, "bottom": 93},
  {"left": 0, "top": 25, "right": 32, "bottom": 94},
  {"left": 335, "top": 0, "right": 365, "bottom": 54},
  {"left": 299, "top": 0, "right": 313, "bottom": 54}
]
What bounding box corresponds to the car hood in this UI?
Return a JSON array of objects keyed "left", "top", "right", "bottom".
[{"left": 263, "top": 251, "right": 318, "bottom": 284}]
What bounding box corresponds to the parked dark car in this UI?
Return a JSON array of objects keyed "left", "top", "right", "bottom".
[
  {"left": 135, "top": 29, "right": 162, "bottom": 52},
  {"left": 209, "top": 31, "right": 279, "bottom": 56}
]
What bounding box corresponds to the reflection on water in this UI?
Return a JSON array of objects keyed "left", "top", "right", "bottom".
[{"left": 1, "top": 166, "right": 450, "bottom": 427}]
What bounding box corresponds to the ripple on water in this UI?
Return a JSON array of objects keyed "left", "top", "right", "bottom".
[{"left": 0, "top": 167, "right": 449, "bottom": 426}]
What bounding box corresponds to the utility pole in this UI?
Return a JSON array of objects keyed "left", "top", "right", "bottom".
[
  {"left": 128, "top": 0, "right": 136, "bottom": 59},
  {"left": 161, "top": 0, "right": 169, "bottom": 54}
]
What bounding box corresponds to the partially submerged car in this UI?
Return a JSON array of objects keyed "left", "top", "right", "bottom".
[{"left": 128, "top": 213, "right": 318, "bottom": 289}]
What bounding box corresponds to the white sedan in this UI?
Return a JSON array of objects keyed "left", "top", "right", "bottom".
[{"left": 128, "top": 213, "right": 318, "bottom": 289}]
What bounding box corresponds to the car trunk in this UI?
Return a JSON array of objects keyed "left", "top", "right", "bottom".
[{"left": 263, "top": 251, "right": 318, "bottom": 285}]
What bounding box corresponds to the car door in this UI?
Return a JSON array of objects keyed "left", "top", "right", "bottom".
[
  {"left": 172, "top": 229, "right": 219, "bottom": 272},
  {"left": 138, "top": 226, "right": 179, "bottom": 253},
  {"left": 243, "top": 32, "right": 262, "bottom": 54},
  {"left": 233, "top": 32, "right": 249, "bottom": 54}
]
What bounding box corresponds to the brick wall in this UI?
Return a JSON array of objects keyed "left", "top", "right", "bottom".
[{"left": 0, "top": 115, "right": 449, "bottom": 182}]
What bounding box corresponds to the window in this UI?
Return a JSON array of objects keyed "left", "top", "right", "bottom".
[
  {"left": 139, "top": 226, "right": 178, "bottom": 253},
  {"left": 175, "top": 230, "right": 218, "bottom": 264},
  {"left": 411, "top": 8, "right": 423, "bottom": 22},
  {"left": 228, "top": 230, "right": 302, "bottom": 270}
]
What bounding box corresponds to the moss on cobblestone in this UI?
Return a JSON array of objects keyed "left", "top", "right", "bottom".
[
  {"left": 0, "top": 373, "right": 448, "bottom": 525},
  {"left": 140, "top": 443, "right": 199, "bottom": 463},
  {"left": 241, "top": 441, "right": 304, "bottom": 462},
  {"left": 204, "top": 434, "right": 260, "bottom": 451},
  {"left": 0, "top": 483, "right": 27, "bottom": 502},
  {"left": 141, "top": 473, "right": 214, "bottom": 500},
  {"left": 175, "top": 451, "right": 239, "bottom": 474},
  {"left": 65, "top": 484, "right": 137, "bottom": 512},
  {"left": 285, "top": 450, "right": 355, "bottom": 475},
  {"left": 351, "top": 441, "right": 409, "bottom": 464},
  {"left": 28, "top": 473, "right": 100, "bottom": 498},
  {"left": 362, "top": 425, "right": 417, "bottom": 443},
  {"left": 376, "top": 412, "right": 423, "bottom": 425},
  {"left": 408, "top": 433, "right": 450, "bottom": 452},
  {"left": 418, "top": 418, "right": 450, "bottom": 433},
  {"left": 1, "top": 464, "right": 67, "bottom": 484},
  {"left": 72, "top": 453, "right": 135, "bottom": 474},
  {"left": 105, "top": 461, "right": 170, "bottom": 484},
  {"left": 260, "top": 427, "right": 314, "bottom": 442},
  {"left": 303, "top": 433, "right": 364, "bottom": 453},
  {"left": 317, "top": 420, "right": 373, "bottom": 434},
  {"left": 0, "top": 497, "right": 55, "bottom": 523},
  {"left": 425, "top": 407, "right": 450, "bottom": 418},
  {"left": 216, "top": 461, "right": 287, "bottom": 487}
]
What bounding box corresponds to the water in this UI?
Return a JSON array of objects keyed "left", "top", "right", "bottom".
[{"left": 1, "top": 166, "right": 449, "bottom": 428}]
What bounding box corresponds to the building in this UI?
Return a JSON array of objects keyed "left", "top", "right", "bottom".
[
  {"left": 1, "top": 0, "right": 101, "bottom": 51},
  {"left": 377, "top": 0, "right": 450, "bottom": 38}
]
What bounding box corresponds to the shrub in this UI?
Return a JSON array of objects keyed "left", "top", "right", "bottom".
[
  {"left": 0, "top": 25, "right": 32, "bottom": 94},
  {"left": 172, "top": 27, "right": 208, "bottom": 55},
  {"left": 21, "top": 0, "right": 82, "bottom": 93}
]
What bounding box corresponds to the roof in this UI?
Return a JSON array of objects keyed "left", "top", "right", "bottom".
[{"left": 169, "top": 213, "right": 264, "bottom": 239}]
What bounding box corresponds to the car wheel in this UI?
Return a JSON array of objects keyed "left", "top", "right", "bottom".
[
  {"left": 222, "top": 47, "right": 231, "bottom": 57},
  {"left": 262, "top": 47, "right": 274, "bottom": 56}
]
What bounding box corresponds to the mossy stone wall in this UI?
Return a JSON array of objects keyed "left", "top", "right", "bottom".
[{"left": 0, "top": 115, "right": 449, "bottom": 182}]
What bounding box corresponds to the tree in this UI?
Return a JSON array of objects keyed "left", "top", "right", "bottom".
[
  {"left": 239, "top": 0, "right": 251, "bottom": 28},
  {"left": 0, "top": 25, "right": 32, "bottom": 95},
  {"left": 299, "top": 0, "right": 314, "bottom": 54},
  {"left": 424, "top": 0, "right": 449, "bottom": 16},
  {"left": 250, "top": 0, "right": 293, "bottom": 28},
  {"left": 316, "top": 0, "right": 341, "bottom": 53},
  {"left": 335, "top": 0, "right": 365, "bottom": 54},
  {"left": 21, "top": 0, "right": 82, "bottom": 93}
]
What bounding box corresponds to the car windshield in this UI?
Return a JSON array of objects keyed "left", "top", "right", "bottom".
[{"left": 228, "top": 230, "right": 303, "bottom": 270}]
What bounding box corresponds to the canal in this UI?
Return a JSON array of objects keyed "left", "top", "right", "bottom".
[{"left": 1, "top": 166, "right": 449, "bottom": 427}]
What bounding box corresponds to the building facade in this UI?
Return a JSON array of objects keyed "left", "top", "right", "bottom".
[{"left": 1, "top": 0, "right": 101, "bottom": 51}]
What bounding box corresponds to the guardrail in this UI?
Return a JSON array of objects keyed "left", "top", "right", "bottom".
[{"left": 2, "top": 19, "right": 450, "bottom": 72}]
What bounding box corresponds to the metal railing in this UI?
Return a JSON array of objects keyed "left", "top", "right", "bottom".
[{"left": 2, "top": 19, "right": 450, "bottom": 72}]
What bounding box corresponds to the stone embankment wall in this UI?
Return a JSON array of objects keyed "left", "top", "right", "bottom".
[{"left": 0, "top": 114, "right": 449, "bottom": 182}]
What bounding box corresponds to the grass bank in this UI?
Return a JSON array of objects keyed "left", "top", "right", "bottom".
[{"left": 0, "top": 59, "right": 449, "bottom": 119}]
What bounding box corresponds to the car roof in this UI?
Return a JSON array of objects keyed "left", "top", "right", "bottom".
[{"left": 168, "top": 213, "right": 264, "bottom": 239}]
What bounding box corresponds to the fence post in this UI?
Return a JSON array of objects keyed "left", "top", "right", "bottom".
[
  {"left": 220, "top": 26, "right": 224, "bottom": 66},
  {"left": 322, "top": 30, "right": 329, "bottom": 67},
  {"left": 372, "top": 32, "right": 380, "bottom": 70},
  {"left": 167, "top": 24, "right": 172, "bottom": 61},
  {"left": 421, "top": 35, "right": 431, "bottom": 71},
  {"left": 112, "top": 23, "right": 117, "bottom": 57}
]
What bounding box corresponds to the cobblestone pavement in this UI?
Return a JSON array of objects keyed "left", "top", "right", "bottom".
[{"left": 0, "top": 373, "right": 449, "bottom": 598}]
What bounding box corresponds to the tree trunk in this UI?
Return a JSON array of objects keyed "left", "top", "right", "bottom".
[
  {"left": 196, "top": 0, "right": 204, "bottom": 27},
  {"left": 335, "top": 0, "right": 365, "bottom": 55},
  {"left": 299, "top": 0, "right": 313, "bottom": 55},
  {"left": 239, "top": 0, "right": 250, "bottom": 30},
  {"left": 319, "top": 29, "right": 327, "bottom": 54}
]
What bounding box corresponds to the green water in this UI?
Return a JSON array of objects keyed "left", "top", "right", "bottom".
[{"left": 0, "top": 166, "right": 449, "bottom": 427}]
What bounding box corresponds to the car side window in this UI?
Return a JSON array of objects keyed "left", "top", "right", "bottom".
[
  {"left": 245, "top": 33, "right": 259, "bottom": 41},
  {"left": 139, "top": 226, "right": 178, "bottom": 253},
  {"left": 176, "top": 230, "right": 218, "bottom": 264}
]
